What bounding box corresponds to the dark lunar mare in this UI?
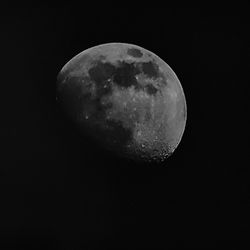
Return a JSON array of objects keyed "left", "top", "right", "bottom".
[
  {"left": 140, "top": 61, "right": 159, "bottom": 79},
  {"left": 86, "top": 59, "right": 141, "bottom": 149},
  {"left": 57, "top": 56, "right": 169, "bottom": 154},
  {"left": 85, "top": 58, "right": 167, "bottom": 137},
  {"left": 112, "top": 61, "right": 141, "bottom": 88},
  {"left": 88, "top": 59, "right": 142, "bottom": 89},
  {"left": 88, "top": 61, "right": 115, "bottom": 87},
  {"left": 87, "top": 58, "right": 164, "bottom": 92},
  {"left": 126, "top": 48, "right": 143, "bottom": 58}
]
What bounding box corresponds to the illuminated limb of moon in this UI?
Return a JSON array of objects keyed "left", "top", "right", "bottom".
[{"left": 57, "top": 43, "right": 187, "bottom": 162}]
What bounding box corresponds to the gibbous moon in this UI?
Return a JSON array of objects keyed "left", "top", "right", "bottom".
[{"left": 56, "top": 43, "right": 187, "bottom": 162}]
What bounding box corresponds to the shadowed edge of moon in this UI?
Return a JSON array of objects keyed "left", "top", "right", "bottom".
[{"left": 57, "top": 43, "right": 187, "bottom": 162}]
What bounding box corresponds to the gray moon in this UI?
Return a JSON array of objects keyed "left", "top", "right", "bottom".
[{"left": 56, "top": 43, "right": 187, "bottom": 163}]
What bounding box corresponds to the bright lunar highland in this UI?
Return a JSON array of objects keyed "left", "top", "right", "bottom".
[{"left": 56, "top": 43, "right": 187, "bottom": 162}]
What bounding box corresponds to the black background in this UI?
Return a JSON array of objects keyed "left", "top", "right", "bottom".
[{"left": 0, "top": 7, "right": 249, "bottom": 249}]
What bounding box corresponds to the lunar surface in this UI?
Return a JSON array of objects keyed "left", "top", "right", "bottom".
[{"left": 56, "top": 43, "right": 187, "bottom": 162}]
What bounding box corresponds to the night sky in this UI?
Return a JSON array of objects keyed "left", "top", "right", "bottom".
[{"left": 0, "top": 6, "right": 249, "bottom": 249}]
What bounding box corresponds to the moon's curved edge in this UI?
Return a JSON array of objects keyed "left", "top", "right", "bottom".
[{"left": 58, "top": 42, "right": 187, "bottom": 159}]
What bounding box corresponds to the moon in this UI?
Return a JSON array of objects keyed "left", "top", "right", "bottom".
[{"left": 56, "top": 43, "right": 187, "bottom": 163}]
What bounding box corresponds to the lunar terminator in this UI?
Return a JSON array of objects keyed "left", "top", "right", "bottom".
[{"left": 56, "top": 43, "right": 187, "bottom": 162}]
